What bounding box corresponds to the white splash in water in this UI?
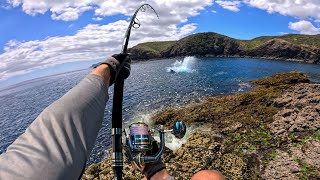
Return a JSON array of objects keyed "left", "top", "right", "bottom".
[
  {"left": 126, "top": 113, "right": 153, "bottom": 126},
  {"left": 238, "top": 82, "right": 252, "bottom": 92},
  {"left": 166, "top": 56, "right": 197, "bottom": 73},
  {"left": 212, "top": 71, "right": 227, "bottom": 77}
]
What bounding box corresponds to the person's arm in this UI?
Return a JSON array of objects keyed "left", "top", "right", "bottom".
[{"left": 0, "top": 65, "right": 111, "bottom": 180}]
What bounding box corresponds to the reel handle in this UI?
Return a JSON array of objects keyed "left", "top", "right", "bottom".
[
  {"left": 172, "top": 121, "right": 187, "bottom": 139},
  {"left": 163, "top": 121, "right": 187, "bottom": 138}
]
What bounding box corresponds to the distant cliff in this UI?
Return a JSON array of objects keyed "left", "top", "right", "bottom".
[
  {"left": 161, "top": 33, "right": 241, "bottom": 57},
  {"left": 128, "top": 41, "right": 176, "bottom": 60},
  {"left": 128, "top": 32, "right": 320, "bottom": 64}
]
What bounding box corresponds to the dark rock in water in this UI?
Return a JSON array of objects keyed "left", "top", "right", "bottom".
[{"left": 169, "top": 69, "right": 176, "bottom": 73}]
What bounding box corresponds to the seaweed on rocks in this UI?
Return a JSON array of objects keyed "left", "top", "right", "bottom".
[{"left": 82, "top": 71, "right": 320, "bottom": 180}]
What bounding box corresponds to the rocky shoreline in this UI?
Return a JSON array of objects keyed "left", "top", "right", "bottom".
[{"left": 82, "top": 72, "right": 320, "bottom": 180}]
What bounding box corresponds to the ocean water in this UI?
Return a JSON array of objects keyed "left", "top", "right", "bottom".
[{"left": 0, "top": 57, "right": 320, "bottom": 165}]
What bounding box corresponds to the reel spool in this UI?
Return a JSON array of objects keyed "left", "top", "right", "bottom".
[
  {"left": 129, "top": 122, "right": 153, "bottom": 151},
  {"left": 124, "top": 121, "right": 187, "bottom": 170}
]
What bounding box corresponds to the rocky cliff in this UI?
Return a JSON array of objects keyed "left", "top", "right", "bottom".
[
  {"left": 128, "top": 41, "right": 176, "bottom": 60},
  {"left": 128, "top": 33, "right": 320, "bottom": 64},
  {"left": 246, "top": 39, "right": 320, "bottom": 63},
  {"left": 82, "top": 72, "right": 320, "bottom": 179},
  {"left": 161, "top": 32, "right": 241, "bottom": 57}
]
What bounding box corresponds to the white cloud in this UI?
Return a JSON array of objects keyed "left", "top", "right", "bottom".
[
  {"left": 212, "top": 10, "right": 217, "bottom": 13},
  {"left": 6, "top": 0, "right": 320, "bottom": 22},
  {"left": 177, "top": 23, "right": 198, "bottom": 37},
  {"left": 51, "top": 6, "right": 92, "bottom": 21},
  {"left": 1, "top": 0, "right": 213, "bottom": 80},
  {"left": 6, "top": 0, "right": 94, "bottom": 19},
  {"left": 289, "top": 20, "right": 320, "bottom": 35},
  {"left": 279, "top": 32, "right": 288, "bottom": 35},
  {"left": 92, "top": 17, "right": 103, "bottom": 21},
  {"left": 1, "top": 4, "right": 11, "bottom": 9},
  {"left": 0, "top": 20, "right": 125, "bottom": 80},
  {"left": 68, "top": 24, "right": 74, "bottom": 28},
  {"left": 5, "top": 0, "right": 212, "bottom": 21},
  {"left": 216, "top": 1, "right": 241, "bottom": 12},
  {"left": 6, "top": 0, "right": 21, "bottom": 7},
  {"left": 244, "top": 0, "right": 320, "bottom": 21}
]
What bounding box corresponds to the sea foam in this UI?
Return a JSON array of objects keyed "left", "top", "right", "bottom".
[{"left": 166, "top": 56, "right": 197, "bottom": 73}]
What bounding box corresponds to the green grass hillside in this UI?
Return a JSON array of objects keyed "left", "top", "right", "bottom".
[
  {"left": 133, "top": 33, "right": 320, "bottom": 52},
  {"left": 241, "top": 34, "right": 320, "bottom": 50},
  {"left": 161, "top": 32, "right": 241, "bottom": 57},
  {"left": 132, "top": 41, "right": 176, "bottom": 53},
  {"left": 129, "top": 32, "right": 320, "bottom": 63}
]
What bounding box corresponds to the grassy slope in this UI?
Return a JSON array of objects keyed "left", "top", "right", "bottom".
[
  {"left": 132, "top": 33, "right": 320, "bottom": 53},
  {"left": 240, "top": 34, "right": 320, "bottom": 50},
  {"left": 132, "top": 41, "right": 176, "bottom": 53}
]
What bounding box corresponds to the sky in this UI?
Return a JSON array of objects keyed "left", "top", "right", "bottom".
[{"left": 0, "top": 0, "right": 320, "bottom": 88}]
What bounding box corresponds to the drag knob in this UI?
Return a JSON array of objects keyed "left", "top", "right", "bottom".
[{"left": 172, "top": 121, "right": 186, "bottom": 139}]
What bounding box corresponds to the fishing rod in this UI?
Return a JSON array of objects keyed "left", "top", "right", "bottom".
[
  {"left": 111, "top": 4, "right": 158, "bottom": 180},
  {"left": 111, "top": 4, "right": 187, "bottom": 179}
]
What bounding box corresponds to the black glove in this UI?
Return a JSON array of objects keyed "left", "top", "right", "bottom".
[
  {"left": 143, "top": 141, "right": 166, "bottom": 180},
  {"left": 102, "top": 53, "right": 131, "bottom": 85}
]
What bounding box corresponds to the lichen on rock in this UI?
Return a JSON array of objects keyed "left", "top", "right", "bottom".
[
  {"left": 270, "top": 83, "right": 320, "bottom": 140},
  {"left": 263, "top": 150, "right": 300, "bottom": 180}
]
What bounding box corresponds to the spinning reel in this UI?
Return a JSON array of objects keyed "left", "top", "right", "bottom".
[{"left": 124, "top": 121, "right": 186, "bottom": 170}]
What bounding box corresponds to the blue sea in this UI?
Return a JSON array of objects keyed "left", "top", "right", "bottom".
[{"left": 0, "top": 57, "right": 319, "bottom": 165}]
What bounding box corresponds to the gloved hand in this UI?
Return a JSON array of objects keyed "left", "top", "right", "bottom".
[
  {"left": 142, "top": 141, "right": 166, "bottom": 180},
  {"left": 102, "top": 53, "right": 131, "bottom": 85}
]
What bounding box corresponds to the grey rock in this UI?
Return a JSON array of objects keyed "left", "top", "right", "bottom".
[
  {"left": 263, "top": 150, "right": 300, "bottom": 180},
  {"left": 270, "top": 84, "right": 320, "bottom": 139},
  {"left": 290, "top": 140, "right": 320, "bottom": 170}
]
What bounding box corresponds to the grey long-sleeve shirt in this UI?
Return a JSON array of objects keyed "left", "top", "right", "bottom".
[{"left": 0, "top": 74, "right": 109, "bottom": 180}]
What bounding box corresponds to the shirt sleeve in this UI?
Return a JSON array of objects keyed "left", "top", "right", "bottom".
[{"left": 0, "top": 74, "right": 109, "bottom": 180}]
